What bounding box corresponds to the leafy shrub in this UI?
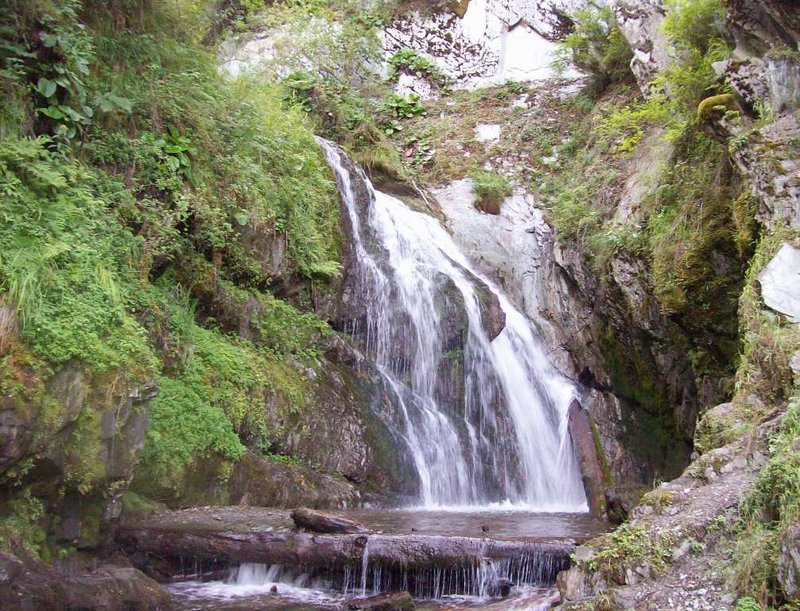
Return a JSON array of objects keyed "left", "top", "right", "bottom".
[
  {"left": 0, "top": 136, "right": 157, "bottom": 377},
  {"left": 382, "top": 92, "right": 426, "bottom": 119},
  {"left": 470, "top": 170, "right": 512, "bottom": 214},
  {"left": 659, "top": 0, "right": 730, "bottom": 112},
  {"left": 557, "top": 3, "right": 633, "bottom": 93},
  {"left": 388, "top": 48, "right": 448, "bottom": 86},
  {"left": 0, "top": 489, "right": 46, "bottom": 556},
  {"left": 0, "top": 0, "right": 344, "bottom": 522}
]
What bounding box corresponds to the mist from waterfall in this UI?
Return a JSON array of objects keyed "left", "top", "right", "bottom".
[{"left": 319, "top": 140, "right": 587, "bottom": 512}]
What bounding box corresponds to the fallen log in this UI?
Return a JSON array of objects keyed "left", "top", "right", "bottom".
[
  {"left": 118, "top": 525, "right": 574, "bottom": 582},
  {"left": 291, "top": 507, "right": 370, "bottom": 534}
]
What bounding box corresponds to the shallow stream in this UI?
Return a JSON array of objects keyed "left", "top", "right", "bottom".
[{"left": 165, "top": 509, "right": 605, "bottom": 610}]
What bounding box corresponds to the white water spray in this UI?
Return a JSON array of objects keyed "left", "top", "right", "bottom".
[{"left": 319, "top": 140, "right": 586, "bottom": 512}]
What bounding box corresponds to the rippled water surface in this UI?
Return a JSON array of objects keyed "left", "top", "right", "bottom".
[{"left": 339, "top": 507, "right": 606, "bottom": 541}]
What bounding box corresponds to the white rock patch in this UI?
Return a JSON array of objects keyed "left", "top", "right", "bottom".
[
  {"left": 758, "top": 242, "right": 800, "bottom": 322},
  {"left": 475, "top": 123, "right": 502, "bottom": 142}
]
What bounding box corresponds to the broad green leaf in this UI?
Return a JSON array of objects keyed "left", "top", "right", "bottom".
[
  {"left": 37, "top": 77, "right": 57, "bottom": 98},
  {"left": 38, "top": 106, "right": 64, "bottom": 119}
]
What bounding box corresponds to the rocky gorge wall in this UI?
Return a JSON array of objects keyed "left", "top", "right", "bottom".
[
  {"left": 1, "top": 0, "right": 799, "bottom": 607},
  {"left": 553, "top": 0, "right": 800, "bottom": 607}
]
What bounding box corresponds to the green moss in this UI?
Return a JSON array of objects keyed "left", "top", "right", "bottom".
[
  {"left": 0, "top": 488, "right": 47, "bottom": 556},
  {"left": 697, "top": 94, "right": 736, "bottom": 121},
  {"left": 693, "top": 408, "right": 748, "bottom": 454},
  {"left": 731, "top": 190, "right": 760, "bottom": 259},
  {"left": 121, "top": 491, "right": 166, "bottom": 516},
  {"left": 64, "top": 408, "right": 106, "bottom": 495},
  {"left": 135, "top": 373, "right": 246, "bottom": 498},
  {"left": 598, "top": 322, "right": 668, "bottom": 414},
  {"left": 598, "top": 321, "right": 692, "bottom": 480},
  {"left": 589, "top": 413, "right": 613, "bottom": 487}
]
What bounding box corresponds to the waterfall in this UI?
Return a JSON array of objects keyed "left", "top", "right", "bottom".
[{"left": 319, "top": 139, "right": 586, "bottom": 511}]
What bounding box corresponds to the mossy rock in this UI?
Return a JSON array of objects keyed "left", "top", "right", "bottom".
[
  {"left": 697, "top": 94, "right": 736, "bottom": 121},
  {"left": 694, "top": 402, "right": 749, "bottom": 455}
]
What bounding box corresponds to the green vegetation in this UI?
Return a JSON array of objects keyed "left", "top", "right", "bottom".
[
  {"left": 590, "top": 0, "right": 730, "bottom": 147},
  {"left": 0, "top": 0, "right": 344, "bottom": 549},
  {"left": 388, "top": 48, "right": 448, "bottom": 87},
  {"left": 545, "top": 0, "right": 745, "bottom": 400},
  {"left": 557, "top": 2, "right": 634, "bottom": 94},
  {"left": 470, "top": 170, "right": 512, "bottom": 214},
  {"left": 735, "top": 230, "right": 800, "bottom": 408},
  {"left": 578, "top": 522, "right": 677, "bottom": 582},
  {"left": 243, "top": 0, "right": 406, "bottom": 172},
  {"left": 697, "top": 93, "right": 736, "bottom": 121},
  {"left": 0, "top": 489, "right": 46, "bottom": 557},
  {"left": 732, "top": 390, "right": 800, "bottom": 607}
]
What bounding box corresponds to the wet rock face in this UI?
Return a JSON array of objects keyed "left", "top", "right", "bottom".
[
  {"left": 0, "top": 550, "right": 169, "bottom": 611},
  {"left": 567, "top": 400, "right": 605, "bottom": 517},
  {"left": 262, "top": 358, "right": 417, "bottom": 500},
  {"left": 229, "top": 453, "right": 359, "bottom": 509},
  {"left": 603, "top": 484, "right": 644, "bottom": 524},
  {"left": 779, "top": 524, "right": 800, "bottom": 602},
  {"left": 0, "top": 367, "right": 156, "bottom": 550}
]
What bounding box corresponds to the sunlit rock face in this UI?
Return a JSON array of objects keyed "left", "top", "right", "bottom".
[
  {"left": 218, "top": 1, "right": 589, "bottom": 95},
  {"left": 383, "top": 0, "right": 587, "bottom": 90}
]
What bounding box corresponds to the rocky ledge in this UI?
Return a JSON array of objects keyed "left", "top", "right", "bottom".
[
  {"left": 558, "top": 407, "right": 779, "bottom": 609},
  {"left": 0, "top": 548, "right": 169, "bottom": 611}
]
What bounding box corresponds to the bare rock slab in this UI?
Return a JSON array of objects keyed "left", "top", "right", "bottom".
[{"left": 758, "top": 243, "right": 800, "bottom": 322}]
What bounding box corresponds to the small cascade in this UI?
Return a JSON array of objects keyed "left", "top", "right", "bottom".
[
  {"left": 174, "top": 544, "right": 571, "bottom": 602},
  {"left": 340, "top": 541, "right": 570, "bottom": 599},
  {"left": 319, "top": 139, "right": 587, "bottom": 510},
  {"left": 359, "top": 537, "right": 371, "bottom": 596}
]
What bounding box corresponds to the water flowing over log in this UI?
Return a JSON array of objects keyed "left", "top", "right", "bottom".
[{"left": 117, "top": 508, "right": 576, "bottom": 597}]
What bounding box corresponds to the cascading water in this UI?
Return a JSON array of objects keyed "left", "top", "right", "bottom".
[{"left": 319, "top": 139, "right": 586, "bottom": 511}]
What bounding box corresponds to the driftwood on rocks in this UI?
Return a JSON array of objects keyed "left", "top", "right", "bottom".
[{"left": 290, "top": 507, "right": 370, "bottom": 534}]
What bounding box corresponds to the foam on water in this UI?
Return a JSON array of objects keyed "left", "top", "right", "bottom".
[{"left": 168, "top": 564, "right": 339, "bottom": 605}]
